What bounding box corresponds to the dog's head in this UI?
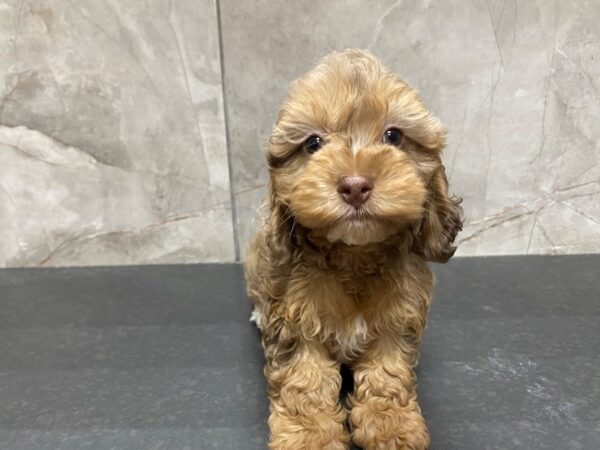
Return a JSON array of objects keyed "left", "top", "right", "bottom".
[{"left": 266, "top": 49, "right": 462, "bottom": 262}]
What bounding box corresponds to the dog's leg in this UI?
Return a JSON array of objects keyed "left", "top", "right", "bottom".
[
  {"left": 265, "top": 341, "right": 349, "bottom": 450},
  {"left": 349, "top": 335, "right": 429, "bottom": 450}
]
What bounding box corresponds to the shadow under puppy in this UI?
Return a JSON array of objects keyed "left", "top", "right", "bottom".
[{"left": 245, "top": 49, "right": 462, "bottom": 450}]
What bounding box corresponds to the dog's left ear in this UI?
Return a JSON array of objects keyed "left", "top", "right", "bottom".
[{"left": 413, "top": 158, "right": 463, "bottom": 262}]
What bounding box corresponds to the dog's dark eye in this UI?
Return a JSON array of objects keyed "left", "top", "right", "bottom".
[
  {"left": 303, "top": 135, "right": 323, "bottom": 154},
  {"left": 382, "top": 128, "right": 404, "bottom": 147}
]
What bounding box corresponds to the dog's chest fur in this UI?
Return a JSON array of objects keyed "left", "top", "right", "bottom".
[
  {"left": 325, "top": 313, "right": 371, "bottom": 363},
  {"left": 304, "top": 243, "right": 404, "bottom": 362}
]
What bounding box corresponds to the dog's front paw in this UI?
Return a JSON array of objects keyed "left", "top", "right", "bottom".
[
  {"left": 351, "top": 400, "right": 429, "bottom": 450},
  {"left": 269, "top": 410, "right": 349, "bottom": 450}
]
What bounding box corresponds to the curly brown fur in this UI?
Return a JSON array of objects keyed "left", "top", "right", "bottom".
[{"left": 245, "top": 49, "right": 463, "bottom": 450}]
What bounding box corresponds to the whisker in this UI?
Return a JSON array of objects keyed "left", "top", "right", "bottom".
[
  {"left": 288, "top": 217, "right": 297, "bottom": 243},
  {"left": 280, "top": 209, "right": 296, "bottom": 225}
]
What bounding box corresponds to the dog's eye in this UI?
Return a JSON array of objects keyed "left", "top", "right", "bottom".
[
  {"left": 382, "top": 128, "right": 404, "bottom": 147},
  {"left": 303, "top": 135, "right": 323, "bottom": 154}
]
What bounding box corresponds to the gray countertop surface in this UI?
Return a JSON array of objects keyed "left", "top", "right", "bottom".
[{"left": 1, "top": 255, "right": 599, "bottom": 449}]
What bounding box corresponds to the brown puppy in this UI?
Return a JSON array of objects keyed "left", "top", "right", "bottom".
[{"left": 245, "top": 49, "right": 462, "bottom": 450}]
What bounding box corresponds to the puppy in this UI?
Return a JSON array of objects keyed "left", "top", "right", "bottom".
[{"left": 245, "top": 49, "right": 462, "bottom": 450}]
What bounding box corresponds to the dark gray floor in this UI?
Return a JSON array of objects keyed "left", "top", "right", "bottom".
[{"left": 0, "top": 256, "right": 598, "bottom": 450}]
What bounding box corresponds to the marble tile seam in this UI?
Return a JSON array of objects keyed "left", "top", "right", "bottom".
[{"left": 215, "top": 0, "right": 240, "bottom": 261}]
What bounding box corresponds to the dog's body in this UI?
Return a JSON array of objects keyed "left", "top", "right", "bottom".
[{"left": 245, "top": 50, "right": 462, "bottom": 450}]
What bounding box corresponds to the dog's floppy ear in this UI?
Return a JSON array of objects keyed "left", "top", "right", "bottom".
[
  {"left": 264, "top": 181, "right": 297, "bottom": 261},
  {"left": 413, "top": 159, "right": 463, "bottom": 262}
]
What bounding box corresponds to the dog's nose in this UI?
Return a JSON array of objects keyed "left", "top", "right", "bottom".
[{"left": 337, "top": 176, "right": 373, "bottom": 208}]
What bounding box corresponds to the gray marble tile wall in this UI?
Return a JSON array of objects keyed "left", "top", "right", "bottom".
[
  {"left": 1, "top": 0, "right": 599, "bottom": 267},
  {"left": 0, "top": 0, "right": 235, "bottom": 267}
]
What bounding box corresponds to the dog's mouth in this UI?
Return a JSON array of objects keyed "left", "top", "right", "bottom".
[
  {"left": 321, "top": 209, "right": 395, "bottom": 246},
  {"left": 344, "top": 207, "right": 371, "bottom": 222}
]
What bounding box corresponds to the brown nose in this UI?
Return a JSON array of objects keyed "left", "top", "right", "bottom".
[{"left": 337, "top": 175, "right": 373, "bottom": 208}]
